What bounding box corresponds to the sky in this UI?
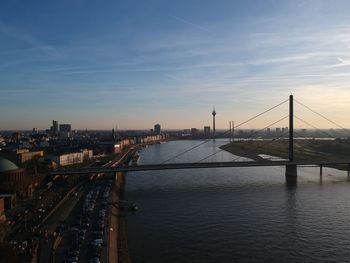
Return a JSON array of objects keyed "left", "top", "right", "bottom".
[{"left": 1, "top": 0, "right": 350, "bottom": 130}]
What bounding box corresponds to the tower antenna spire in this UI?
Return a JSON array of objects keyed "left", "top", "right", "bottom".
[{"left": 212, "top": 106, "right": 216, "bottom": 138}]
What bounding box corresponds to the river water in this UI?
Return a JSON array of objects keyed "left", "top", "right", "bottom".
[{"left": 125, "top": 139, "right": 350, "bottom": 262}]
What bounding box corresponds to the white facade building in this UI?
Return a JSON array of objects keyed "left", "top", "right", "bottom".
[{"left": 52, "top": 149, "right": 93, "bottom": 166}]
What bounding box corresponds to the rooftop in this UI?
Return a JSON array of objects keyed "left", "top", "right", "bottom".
[{"left": 0, "top": 158, "right": 19, "bottom": 173}]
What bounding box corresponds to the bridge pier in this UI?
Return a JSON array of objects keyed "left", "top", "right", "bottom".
[
  {"left": 285, "top": 164, "right": 297, "bottom": 185},
  {"left": 320, "top": 165, "right": 323, "bottom": 177},
  {"left": 285, "top": 164, "right": 297, "bottom": 177}
]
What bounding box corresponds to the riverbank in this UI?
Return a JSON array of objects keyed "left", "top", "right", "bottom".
[
  {"left": 220, "top": 139, "right": 350, "bottom": 170},
  {"left": 108, "top": 146, "right": 142, "bottom": 263}
]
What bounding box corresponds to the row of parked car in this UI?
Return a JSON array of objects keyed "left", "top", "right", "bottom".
[
  {"left": 62, "top": 180, "right": 112, "bottom": 263},
  {"left": 87, "top": 183, "right": 112, "bottom": 263}
]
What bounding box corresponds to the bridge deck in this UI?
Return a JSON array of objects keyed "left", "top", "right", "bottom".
[{"left": 51, "top": 160, "right": 350, "bottom": 175}]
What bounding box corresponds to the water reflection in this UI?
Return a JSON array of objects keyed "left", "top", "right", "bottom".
[
  {"left": 284, "top": 182, "right": 298, "bottom": 259},
  {"left": 126, "top": 140, "right": 350, "bottom": 262}
]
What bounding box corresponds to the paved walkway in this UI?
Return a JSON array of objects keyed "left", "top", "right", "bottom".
[{"left": 108, "top": 176, "right": 119, "bottom": 263}]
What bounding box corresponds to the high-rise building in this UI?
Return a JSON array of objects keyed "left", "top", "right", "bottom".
[
  {"left": 59, "top": 124, "right": 72, "bottom": 138},
  {"left": 191, "top": 128, "right": 198, "bottom": 136},
  {"left": 154, "top": 124, "right": 161, "bottom": 135},
  {"left": 12, "top": 132, "right": 21, "bottom": 143},
  {"left": 59, "top": 124, "right": 71, "bottom": 133},
  {"left": 204, "top": 126, "right": 211, "bottom": 137},
  {"left": 51, "top": 120, "right": 58, "bottom": 134}
]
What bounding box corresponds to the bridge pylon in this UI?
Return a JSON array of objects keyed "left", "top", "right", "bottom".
[
  {"left": 286, "top": 95, "right": 297, "bottom": 181},
  {"left": 289, "top": 94, "right": 294, "bottom": 162}
]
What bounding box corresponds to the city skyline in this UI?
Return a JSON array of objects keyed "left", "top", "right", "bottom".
[{"left": 2, "top": 1, "right": 350, "bottom": 129}]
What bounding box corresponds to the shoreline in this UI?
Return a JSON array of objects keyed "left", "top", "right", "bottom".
[{"left": 108, "top": 145, "right": 142, "bottom": 263}]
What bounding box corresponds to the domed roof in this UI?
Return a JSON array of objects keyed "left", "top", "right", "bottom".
[{"left": 0, "top": 158, "right": 19, "bottom": 172}]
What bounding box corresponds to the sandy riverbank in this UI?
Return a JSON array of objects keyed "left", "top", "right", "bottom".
[{"left": 220, "top": 139, "right": 350, "bottom": 170}]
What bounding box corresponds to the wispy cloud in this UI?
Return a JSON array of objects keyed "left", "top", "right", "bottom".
[
  {"left": 327, "top": 57, "right": 350, "bottom": 68},
  {"left": 0, "top": 21, "right": 60, "bottom": 58},
  {"left": 169, "top": 14, "right": 209, "bottom": 32},
  {"left": 45, "top": 52, "right": 325, "bottom": 75}
]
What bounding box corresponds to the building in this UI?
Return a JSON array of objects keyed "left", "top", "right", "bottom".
[
  {"left": 51, "top": 120, "right": 58, "bottom": 134},
  {"left": 59, "top": 124, "right": 71, "bottom": 133},
  {"left": 143, "top": 135, "right": 162, "bottom": 143},
  {"left": 54, "top": 152, "right": 82, "bottom": 166},
  {"left": 154, "top": 124, "right": 161, "bottom": 135},
  {"left": 0, "top": 158, "right": 26, "bottom": 198},
  {"left": 204, "top": 126, "right": 211, "bottom": 137},
  {"left": 191, "top": 128, "right": 198, "bottom": 136},
  {"left": 12, "top": 132, "right": 21, "bottom": 143},
  {"left": 81, "top": 149, "right": 93, "bottom": 161},
  {"left": 120, "top": 138, "right": 134, "bottom": 148},
  {"left": 17, "top": 150, "right": 44, "bottom": 163},
  {"left": 53, "top": 152, "right": 83, "bottom": 166},
  {"left": 281, "top": 127, "right": 288, "bottom": 134},
  {"left": 99, "top": 142, "right": 121, "bottom": 154},
  {"left": 183, "top": 129, "right": 191, "bottom": 135},
  {"left": 52, "top": 149, "right": 93, "bottom": 166},
  {"left": 59, "top": 124, "right": 72, "bottom": 138}
]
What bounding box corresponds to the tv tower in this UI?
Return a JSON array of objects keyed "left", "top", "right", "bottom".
[{"left": 212, "top": 106, "right": 216, "bottom": 137}]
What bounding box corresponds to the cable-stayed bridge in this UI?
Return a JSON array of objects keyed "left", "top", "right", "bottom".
[{"left": 51, "top": 160, "right": 350, "bottom": 175}]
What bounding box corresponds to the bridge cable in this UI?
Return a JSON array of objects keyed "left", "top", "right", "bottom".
[
  {"left": 199, "top": 130, "right": 288, "bottom": 163},
  {"left": 293, "top": 131, "right": 331, "bottom": 161},
  {"left": 293, "top": 115, "right": 346, "bottom": 161},
  {"left": 294, "top": 115, "right": 340, "bottom": 139},
  {"left": 161, "top": 99, "right": 289, "bottom": 164},
  {"left": 234, "top": 98, "right": 289, "bottom": 129},
  {"left": 197, "top": 115, "right": 289, "bottom": 162},
  {"left": 294, "top": 98, "right": 350, "bottom": 134}
]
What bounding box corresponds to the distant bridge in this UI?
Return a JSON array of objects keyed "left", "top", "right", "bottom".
[{"left": 51, "top": 160, "right": 350, "bottom": 176}]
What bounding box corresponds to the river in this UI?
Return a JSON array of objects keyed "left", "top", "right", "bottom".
[{"left": 125, "top": 139, "right": 350, "bottom": 262}]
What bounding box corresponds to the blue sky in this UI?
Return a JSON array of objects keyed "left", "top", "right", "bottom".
[{"left": 1, "top": 0, "right": 350, "bottom": 130}]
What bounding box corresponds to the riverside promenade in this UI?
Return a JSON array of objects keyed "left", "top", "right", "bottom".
[{"left": 108, "top": 146, "right": 140, "bottom": 263}]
